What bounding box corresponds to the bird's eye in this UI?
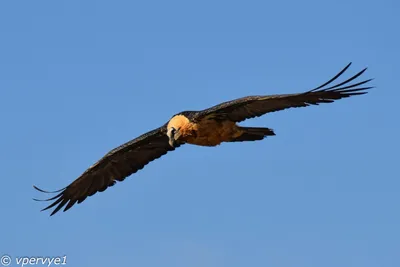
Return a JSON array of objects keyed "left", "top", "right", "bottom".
[{"left": 170, "top": 127, "right": 176, "bottom": 135}]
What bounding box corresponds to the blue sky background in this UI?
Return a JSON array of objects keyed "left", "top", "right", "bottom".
[{"left": 0, "top": 0, "right": 399, "bottom": 266}]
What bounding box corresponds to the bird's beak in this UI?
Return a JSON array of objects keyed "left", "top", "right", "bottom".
[
  {"left": 169, "top": 138, "right": 177, "bottom": 147},
  {"left": 169, "top": 136, "right": 183, "bottom": 147},
  {"left": 168, "top": 130, "right": 181, "bottom": 147}
]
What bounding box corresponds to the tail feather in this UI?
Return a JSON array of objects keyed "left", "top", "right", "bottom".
[{"left": 231, "top": 127, "right": 275, "bottom": 142}]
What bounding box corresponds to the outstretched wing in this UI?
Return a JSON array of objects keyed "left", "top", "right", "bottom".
[
  {"left": 34, "top": 124, "right": 181, "bottom": 216},
  {"left": 195, "top": 63, "right": 373, "bottom": 122}
]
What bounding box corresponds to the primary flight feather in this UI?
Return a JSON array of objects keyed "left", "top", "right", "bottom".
[{"left": 34, "top": 62, "right": 374, "bottom": 216}]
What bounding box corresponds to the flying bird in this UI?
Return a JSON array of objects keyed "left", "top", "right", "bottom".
[{"left": 34, "top": 62, "right": 374, "bottom": 216}]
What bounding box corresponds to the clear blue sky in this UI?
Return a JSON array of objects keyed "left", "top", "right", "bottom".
[{"left": 1, "top": 0, "right": 399, "bottom": 266}]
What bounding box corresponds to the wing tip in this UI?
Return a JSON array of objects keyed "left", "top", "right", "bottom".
[
  {"left": 33, "top": 184, "right": 66, "bottom": 193},
  {"left": 33, "top": 184, "right": 69, "bottom": 216},
  {"left": 308, "top": 62, "right": 374, "bottom": 94}
]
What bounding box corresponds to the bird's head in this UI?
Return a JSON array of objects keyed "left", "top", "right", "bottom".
[{"left": 167, "top": 114, "right": 190, "bottom": 147}]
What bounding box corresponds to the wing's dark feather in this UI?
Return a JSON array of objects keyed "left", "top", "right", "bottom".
[
  {"left": 326, "top": 79, "right": 373, "bottom": 91},
  {"left": 33, "top": 192, "right": 64, "bottom": 202},
  {"left": 33, "top": 185, "right": 66, "bottom": 194},
  {"left": 312, "top": 66, "right": 367, "bottom": 91},
  {"left": 42, "top": 196, "right": 64, "bottom": 211},
  {"left": 64, "top": 199, "right": 78, "bottom": 212},
  {"left": 50, "top": 199, "right": 69, "bottom": 215},
  {"left": 310, "top": 62, "right": 352, "bottom": 91},
  {"left": 195, "top": 63, "right": 373, "bottom": 122},
  {"left": 34, "top": 124, "right": 181, "bottom": 216}
]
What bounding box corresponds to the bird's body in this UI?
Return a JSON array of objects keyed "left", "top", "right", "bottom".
[
  {"left": 167, "top": 114, "right": 249, "bottom": 146},
  {"left": 34, "top": 62, "right": 374, "bottom": 216}
]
